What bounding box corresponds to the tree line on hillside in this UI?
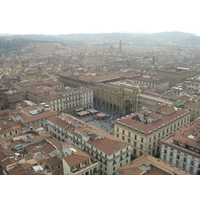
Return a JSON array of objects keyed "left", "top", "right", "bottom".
[
  {"left": 54, "top": 32, "right": 200, "bottom": 46},
  {"left": 0, "top": 32, "right": 200, "bottom": 55},
  {"left": 0, "top": 37, "right": 51, "bottom": 55}
]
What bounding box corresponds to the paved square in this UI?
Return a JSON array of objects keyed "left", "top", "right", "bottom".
[{"left": 73, "top": 107, "right": 122, "bottom": 135}]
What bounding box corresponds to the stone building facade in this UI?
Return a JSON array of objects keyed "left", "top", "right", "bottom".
[
  {"left": 160, "top": 118, "right": 200, "bottom": 175},
  {"left": 135, "top": 76, "right": 169, "bottom": 91},
  {"left": 62, "top": 142, "right": 99, "bottom": 175},
  {"left": 184, "top": 101, "right": 200, "bottom": 122},
  {"left": 47, "top": 113, "right": 132, "bottom": 175},
  {"left": 114, "top": 103, "right": 190, "bottom": 158},
  {"left": 155, "top": 68, "right": 197, "bottom": 87},
  {"left": 95, "top": 82, "right": 140, "bottom": 115},
  {"left": 26, "top": 86, "right": 93, "bottom": 114}
]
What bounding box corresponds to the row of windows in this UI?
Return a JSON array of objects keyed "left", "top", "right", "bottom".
[
  {"left": 1, "top": 130, "right": 19, "bottom": 138},
  {"left": 117, "top": 134, "right": 159, "bottom": 151},
  {"left": 163, "top": 155, "right": 198, "bottom": 173},
  {"left": 119, "top": 128, "right": 144, "bottom": 142},
  {"left": 52, "top": 126, "right": 130, "bottom": 161},
  {"left": 117, "top": 117, "right": 189, "bottom": 143},
  {"left": 163, "top": 151, "right": 196, "bottom": 166},
  {"left": 113, "top": 160, "right": 129, "bottom": 171}
]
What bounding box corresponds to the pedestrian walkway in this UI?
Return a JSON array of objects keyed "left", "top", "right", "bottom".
[{"left": 73, "top": 106, "right": 122, "bottom": 135}]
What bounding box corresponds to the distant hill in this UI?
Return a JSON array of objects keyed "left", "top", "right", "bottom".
[
  {"left": 0, "top": 32, "right": 200, "bottom": 54},
  {"left": 42, "top": 32, "right": 200, "bottom": 46},
  {"left": 55, "top": 31, "right": 200, "bottom": 46},
  {"left": 148, "top": 31, "right": 200, "bottom": 45}
]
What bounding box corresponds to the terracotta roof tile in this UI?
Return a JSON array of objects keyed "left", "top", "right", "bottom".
[
  {"left": 0, "top": 151, "right": 7, "bottom": 162},
  {"left": 49, "top": 114, "right": 130, "bottom": 155},
  {"left": 117, "top": 154, "right": 190, "bottom": 175},
  {"left": 45, "top": 138, "right": 62, "bottom": 152},
  {"left": 41, "top": 143, "right": 56, "bottom": 155},
  {"left": 172, "top": 118, "right": 200, "bottom": 150},
  {"left": 116, "top": 105, "right": 189, "bottom": 134},
  {"left": 7, "top": 164, "right": 28, "bottom": 175},
  {"left": 22, "top": 110, "right": 58, "bottom": 123},
  {"left": 0, "top": 157, "right": 13, "bottom": 171},
  {"left": 46, "top": 157, "right": 62, "bottom": 168},
  {"left": 63, "top": 153, "right": 90, "bottom": 168}
]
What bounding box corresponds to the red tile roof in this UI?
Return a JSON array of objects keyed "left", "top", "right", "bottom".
[
  {"left": 115, "top": 104, "right": 189, "bottom": 134},
  {"left": 22, "top": 110, "right": 58, "bottom": 124},
  {"left": 41, "top": 143, "right": 56, "bottom": 155},
  {"left": 7, "top": 164, "right": 28, "bottom": 175},
  {"left": 172, "top": 118, "right": 200, "bottom": 150},
  {"left": 62, "top": 143, "right": 91, "bottom": 168},
  {"left": 48, "top": 114, "right": 130, "bottom": 155},
  {"left": 117, "top": 154, "right": 190, "bottom": 175}
]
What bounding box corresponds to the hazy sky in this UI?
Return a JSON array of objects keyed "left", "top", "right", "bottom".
[{"left": 1, "top": 0, "right": 199, "bottom": 35}]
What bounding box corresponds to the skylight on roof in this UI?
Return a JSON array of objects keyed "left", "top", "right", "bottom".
[{"left": 28, "top": 110, "right": 40, "bottom": 115}]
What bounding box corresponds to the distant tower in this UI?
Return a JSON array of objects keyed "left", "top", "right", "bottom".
[
  {"left": 119, "top": 39, "right": 122, "bottom": 53},
  {"left": 152, "top": 56, "right": 156, "bottom": 64}
]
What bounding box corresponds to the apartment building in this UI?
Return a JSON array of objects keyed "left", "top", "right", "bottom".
[
  {"left": 114, "top": 103, "right": 190, "bottom": 157},
  {"left": 47, "top": 113, "right": 132, "bottom": 175},
  {"left": 137, "top": 92, "right": 174, "bottom": 111},
  {"left": 62, "top": 142, "right": 99, "bottom": 175},
  {"left": 0, "top": 126, "right": 63, "bottom": 175},
  {"left": 26, "top": 86, "right": 93, "bottom": 114},
  {"left": 9, "top": 103, "right": 58, "bottom": 130},
  {"left": 84, "top": 54, "right": 104, "bottom": 67},
  {"left": 59, "top": 72, "right": 121, "bottom": 95},
  {"left": 14, "top": 79, "right": 64, "bottom": 99},
  {"left": 155, "top": 67, "right": 197, "bottom": 87},
  {"left": 117, "top": 154, "right": 190, "bottom": 175},
  {"left": 0, "top": 86, "right": 9, "bottom": 110},
  {"left": 160, "top": 118, "right": 200, "bottom": 175},
  {"left": 81, "top": 87, "right": 93, "bottom": 110},
  {"left": 0, "top": 120, "right": 24, "bottom": 139},
  {"left": 183, "top": 76, "right": 200, "bottom": 93},
  {"left": 184, "top": 101, "right": 200, "bottom": 122},
  {"left": 134, "top": 76, "right": 169, "bottom": 91},
  {"left": 2, "top": 90, "right": 23, "bottom": 109}
]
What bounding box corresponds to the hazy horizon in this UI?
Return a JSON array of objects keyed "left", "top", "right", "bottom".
[
  {"left": 0, "top": 31, "right": 199, "bottom": 36},
  {"left": 1, "top": 0, "right": 200, "bottom": 36}
]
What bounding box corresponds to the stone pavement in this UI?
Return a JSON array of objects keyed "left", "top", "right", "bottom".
[{"left": 73, "top": 106, "right": 123, "bottom": 135}]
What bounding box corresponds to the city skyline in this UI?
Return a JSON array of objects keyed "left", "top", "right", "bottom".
[{"left": 1, "top": 0, "right": 200, "bottom": 35}]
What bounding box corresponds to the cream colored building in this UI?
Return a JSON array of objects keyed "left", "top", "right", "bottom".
[
  {"left": 59, "top": 73, "right": 140, "bottom": 115},
  {"left": 47, "top": 113, "right": 132, "bottom": 175},
  {"left": 135, "top": 76, "right": 169, "bottom": 91},
  {"left": 137, "top": 93, "right": 174, "bottom": 111},
  {"left": 184, "top": 101, "right": 200, "bottom": 122},
  {"left": 117, "top": 154, "right": 190, "bottom": 175},
  {"left": 62, "top": 142, "right": 99, "bottom": 175},
  {"left": 26, "top": 86, "right": 93, "bottom": 114},
  {"left": 183, "top": 75, "right": 200, "bottom": 93},
  {"left": 0, "top": 121, "right": 24, "bottom": 139},
  {"left": 155, "top": 68, "right": 197, "bottom": 87},
  {"left": 81, "top": 87, "right": 93, "bottom": 110},
  {"left": 160, "top": 118, "right": 200, "bottom": 175},
  {"left": 95, "top": 82, "right": 139, "bottom": 115},
  {"left": 9, "top": 103, "right": 58, "bottom": 130},
  {"left": 114, "top": 103, "right": 190, "bottom": 157},
  {"left": 59, "top": 73, "right": 121, "bottom": 98},
  {"left": 14, "top": 79, "right": 64, "bottom": 99},
  {"left": 84, "top": 54, "right": 104, "bottom": 67}
]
